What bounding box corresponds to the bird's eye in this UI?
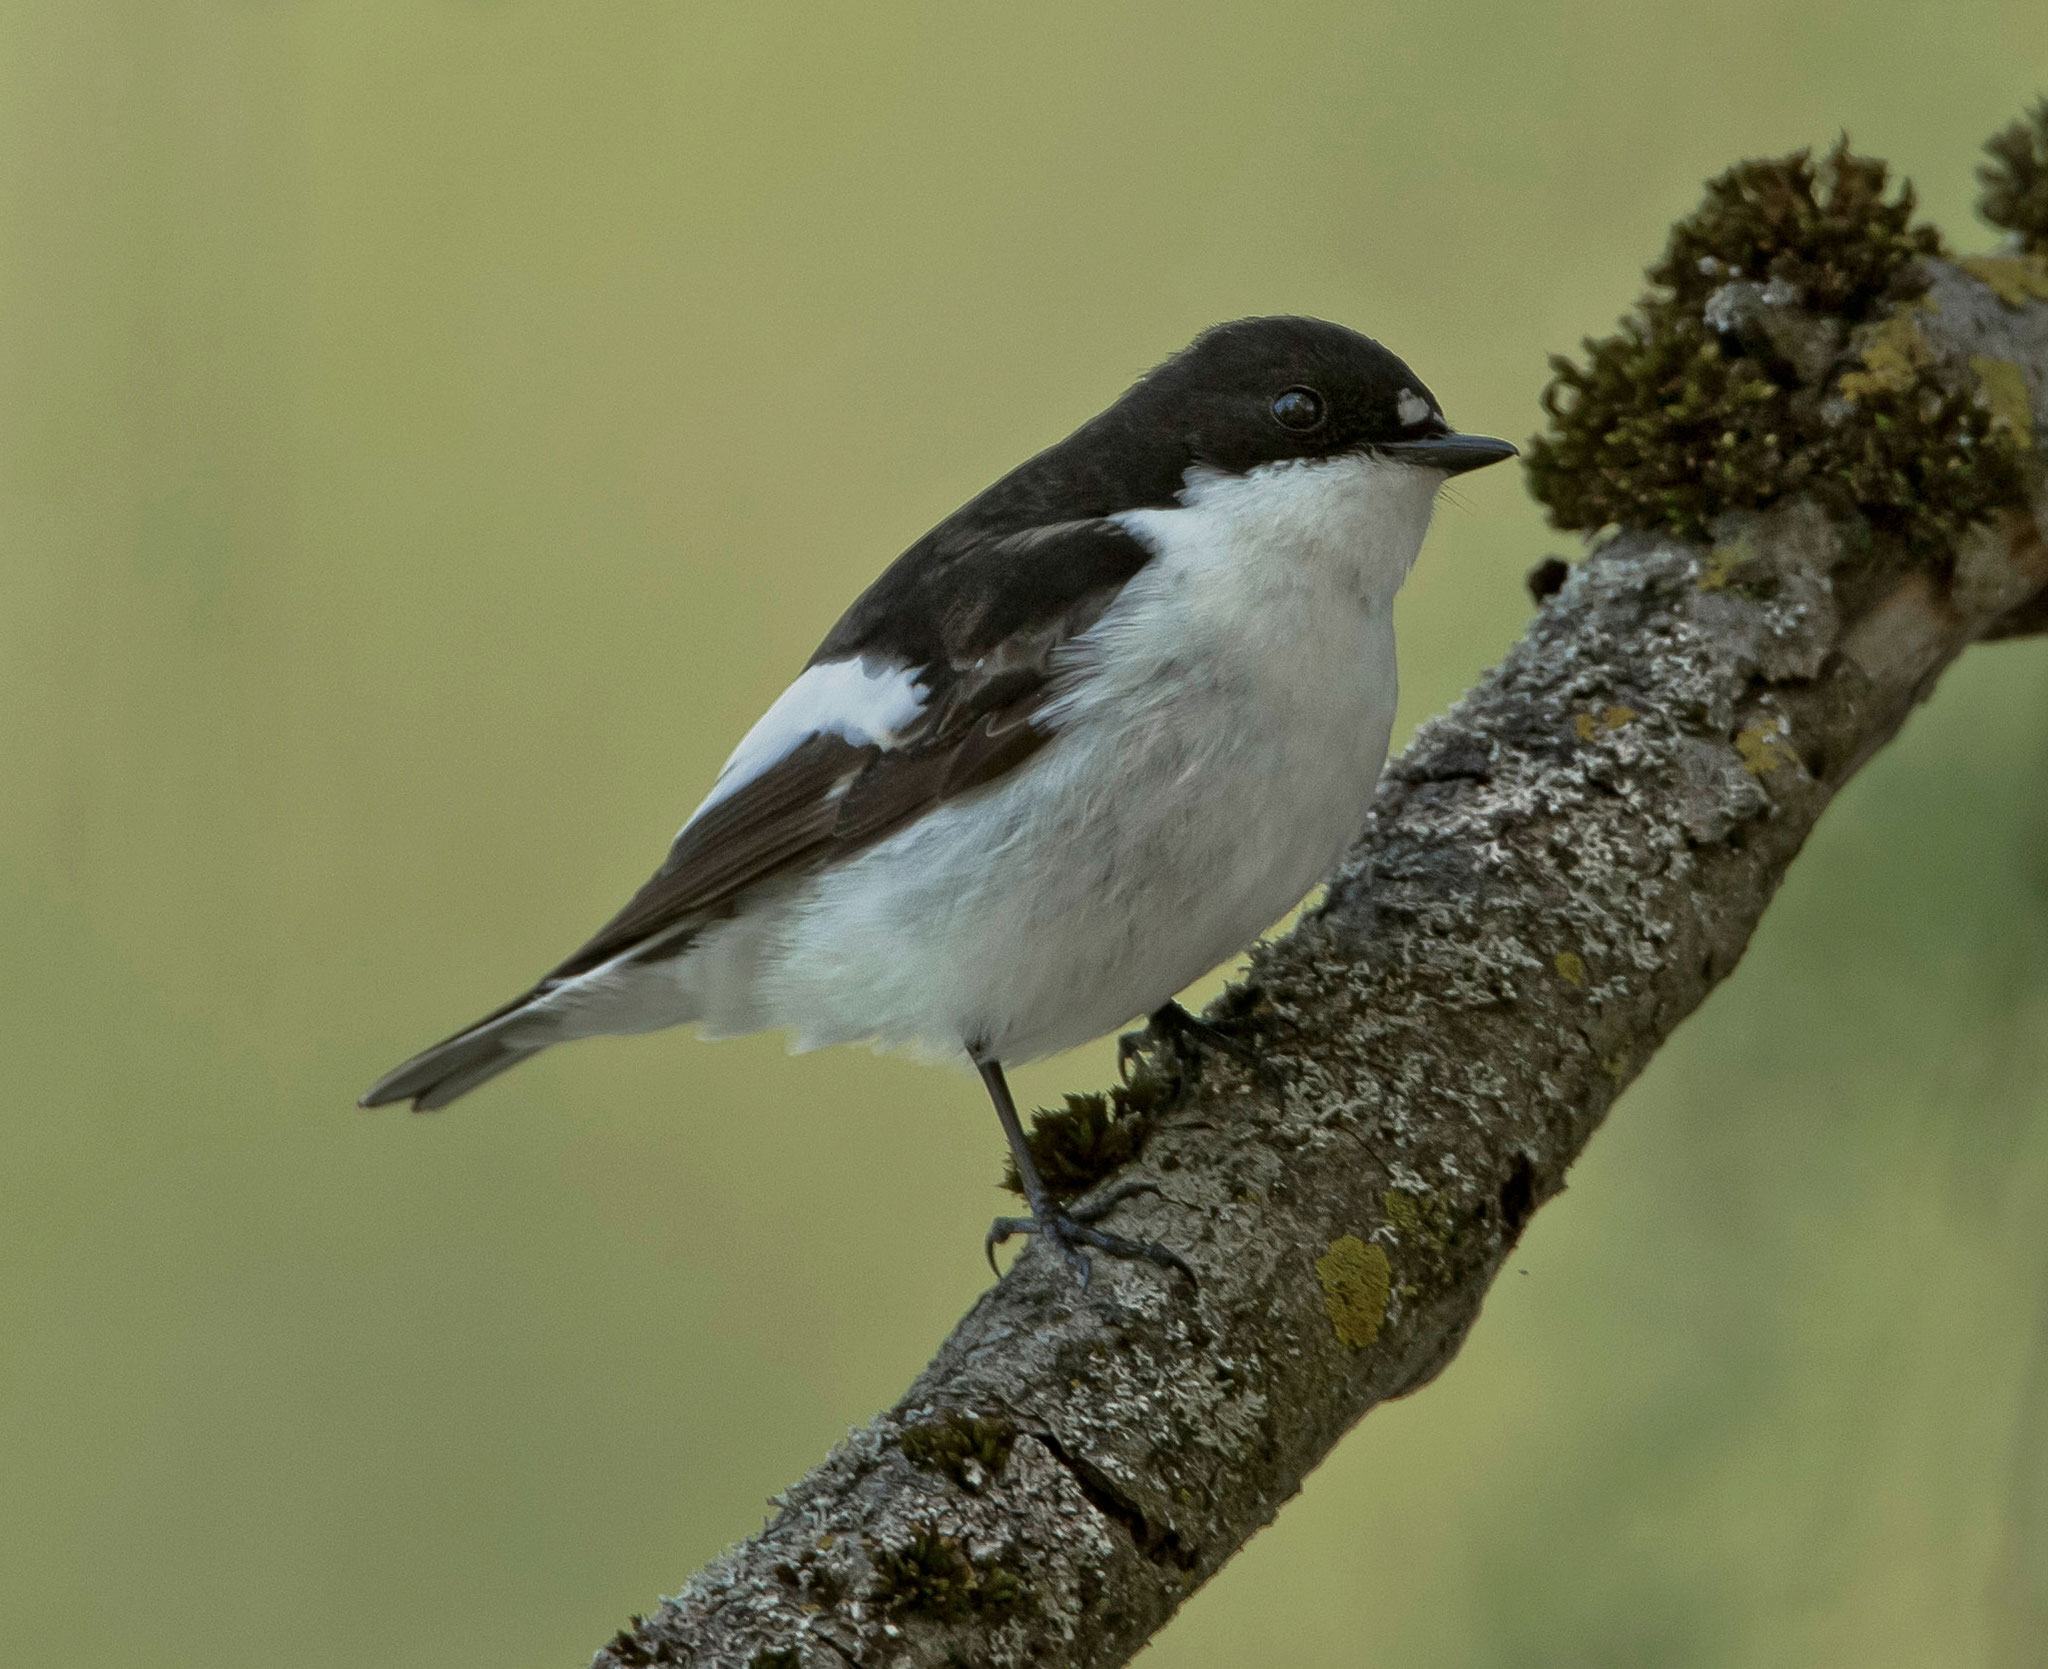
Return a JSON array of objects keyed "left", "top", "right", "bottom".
[{"left": 1270, "top": 386, "right": 1325, "bottom": 431}]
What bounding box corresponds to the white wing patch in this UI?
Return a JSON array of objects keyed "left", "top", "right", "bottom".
[
  {"left": 689, "top": 657, "right": 926, "bottom": 825},
  {"left": 1395, "top": 387, "right": 1434, "bottom": 428}
]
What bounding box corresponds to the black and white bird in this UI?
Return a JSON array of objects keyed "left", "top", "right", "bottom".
[{"left": 362, "top": 316, "right": 1515, "bottom": 1281}]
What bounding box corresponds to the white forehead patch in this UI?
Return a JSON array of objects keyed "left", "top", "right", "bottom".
[{"left": 1396, "top": 387, "right": 1434, "bottom": 428}]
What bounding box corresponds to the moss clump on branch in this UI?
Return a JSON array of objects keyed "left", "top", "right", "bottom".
[
  {"left": 869, "top": 1530, "right": 1028, "bottom": 1625},
  {"left": 900, "top": 1413, "right": 1016, "bottom": 1488},
  {"left": 999, "top": 1070, "right": 1171, "bottom": 1202},
  {"left": 1653, "top": 139, "right": 1939, "bottom": 318},
  {"left": 1526, "top": 138, "right": 2022, "bottom": 549},
  {"left": 1980, "top": 98, "right": 2048, "bottom": 253}
]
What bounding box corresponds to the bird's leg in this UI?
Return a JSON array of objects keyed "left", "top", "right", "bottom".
[
  {"left": 974, "top": 1051, "right": 1195, "bottom": 1288},
  {"left": 1118, "top": 998, "right": 1264, "bottom": 1083}
]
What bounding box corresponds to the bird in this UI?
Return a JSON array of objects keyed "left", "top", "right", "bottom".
[{"left": 361, "top": 315, "right": 1516, "bottom": 1283}]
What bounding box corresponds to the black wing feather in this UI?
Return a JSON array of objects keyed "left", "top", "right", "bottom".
[{"left": 541, "top": 518, "right": 1154, "bottom": 982}]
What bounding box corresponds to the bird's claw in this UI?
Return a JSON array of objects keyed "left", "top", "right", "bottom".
[{"left": 984, "top": 1180, "right": 1196, "bottom": 1288}]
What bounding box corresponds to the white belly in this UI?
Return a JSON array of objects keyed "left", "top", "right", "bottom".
[
  {"left": 675, "top": 453, "right": 1426, "bottom": 1065},
  {"left": 746, "top": 626, "right": 1393, "bottom": 1063}
]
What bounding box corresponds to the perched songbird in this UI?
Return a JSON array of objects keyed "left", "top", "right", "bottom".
[{"left": 362, "top": 316, "right": 1515, "bottom": 1280}]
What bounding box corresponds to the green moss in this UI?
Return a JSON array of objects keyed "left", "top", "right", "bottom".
[
  {"left": 1000, "top": 1068, "right": 1172, "bottom": 1201},
  {"left": 1526, "top": 138, "right": 2024, "bottom": 550},
  {"left": 870, "top": 1530, "right": 1029, "bottom": 1625},
  {"left": 766, "top": 1549, "right": 846, "bottom": 1615},
  {"left": 899, "top": 1413, "right": 1016, "bottom": 1487},
  {"left": 1653, "top": 138, "right": 1939, "bottom": 319},
  {"left": 748, "top": 1651, "right": 801, "bottom": 1669},
  {"left": 1979, "top": 99, "right": 2048, "bottom": 253}
]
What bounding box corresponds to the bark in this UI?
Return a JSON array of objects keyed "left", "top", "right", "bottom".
[{"left": 594, "top": 260, "right": 2048, "bottom": 1669}]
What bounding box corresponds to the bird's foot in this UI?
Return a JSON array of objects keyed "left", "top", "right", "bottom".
[
  {"left": 985, "top": 1179, "right": 1196, "bottom": 1288},
  {"left": 1120, "top": 1000, "right": 1274, "bottom": 1086}
]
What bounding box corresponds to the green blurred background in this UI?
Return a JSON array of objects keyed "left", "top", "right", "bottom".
[{"left": 4, "top": 3, "right": 2048, "bottom": 1664}]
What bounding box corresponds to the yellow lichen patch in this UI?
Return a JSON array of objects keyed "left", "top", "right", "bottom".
[
  {"left": 1957, "top": 253, "right": 2048, "bottom": 307},
  {"left": 1699, "top": 533, "right": 1758, "bottom": 591},
  {"left": 1383, "top": 1188, "right": 1455, "bottom": 1253},
  {"left": 1837, "top": 311, "right": 1933, "bottom": 401},
  {"left": 1573, "top": 706, "right": 1636, "bottom": 742},
  {"left": 1735, "top": 722, "right": 1796, "bottom": 775},
  {"left": 1315, "top": 1235, "right": 1391, "bottom": 1350},
  {"left": 1554, "top": 951, "right": 1587, "bottom": 987},
  {"left": 1971, "top": 355, "right": 2035, "bottom": 447}
]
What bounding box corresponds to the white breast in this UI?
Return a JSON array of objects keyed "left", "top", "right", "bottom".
[{"left": 677, "top": 451, "right": 1443, "bottom": 1065}]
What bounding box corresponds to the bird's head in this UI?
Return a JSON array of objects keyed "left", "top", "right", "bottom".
[{"left": 1130, "top": 314, "right": 1516, "bottom": 482}]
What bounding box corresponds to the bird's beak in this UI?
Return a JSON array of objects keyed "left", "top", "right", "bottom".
[{"left": 1375, "top": 433, "right": 1519, "bottom": 475}]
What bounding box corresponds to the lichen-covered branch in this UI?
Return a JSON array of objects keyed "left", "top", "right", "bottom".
[{"left": 595, "top": 131, "right": 2048, "bottom": 1669}]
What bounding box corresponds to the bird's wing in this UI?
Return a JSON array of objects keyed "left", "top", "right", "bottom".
[{"left": 541, "top": 516, "right": 1155, "bottom": 982}]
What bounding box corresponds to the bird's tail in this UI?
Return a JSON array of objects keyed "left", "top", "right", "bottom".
[{"left": 359, "top": 991, "right": 551, "bottom": 1112}]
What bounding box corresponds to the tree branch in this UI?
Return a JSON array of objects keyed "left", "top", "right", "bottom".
[{"left": 595, "top": 260, "right": 2048, "bottom": 1668}]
